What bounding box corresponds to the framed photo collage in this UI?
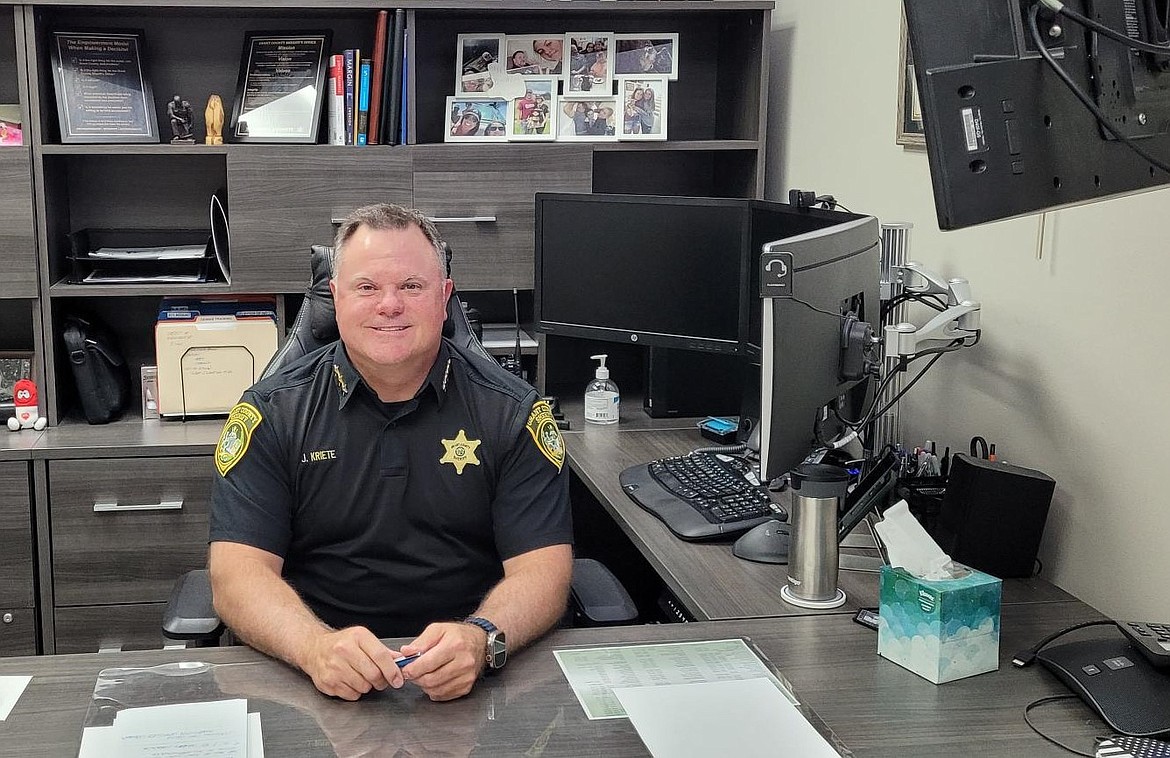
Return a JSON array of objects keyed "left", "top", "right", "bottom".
[{"left": 446, "top": 32, "right": 677, "bottom": 143}]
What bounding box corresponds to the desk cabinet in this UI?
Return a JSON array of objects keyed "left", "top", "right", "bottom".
[
  {"left": 227, "top": 147, "right": 413, "bottom": 293},
  {"left": 0, "top": 462, "right": 36, "bottom": 656},
  {"left": 412, "top": 145, "right": 592, "bottom": 291},
  {"left": 47, "top": 456, "right": 213, "bottom": 653}
]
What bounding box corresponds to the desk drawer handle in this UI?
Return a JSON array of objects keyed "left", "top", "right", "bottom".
[
  {"left": 425, "top": 216, "right": 497, "bottom": 223},
  {"left": 331, "top": 216, "right": 497, "bottom": 225},
  {"left": 93, "top": 500, "right": 184, "bottom": 513}
]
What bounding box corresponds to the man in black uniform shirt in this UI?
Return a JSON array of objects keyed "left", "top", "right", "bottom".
[{"left": 208, "top": 203, "right": 573, "bottom": 702}]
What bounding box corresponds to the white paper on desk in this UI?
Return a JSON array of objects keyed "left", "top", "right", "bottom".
[
  {"left": 78, "top": 712, "right": 264, "bottom": 758},
  {"left": 79, "top": 708, "right": 261, "bottom": 758},
  {"left": 114, "top": 698, "right": 249, "bottom": 757},
  {"left": 615, "top": 678, "right": 841, "bottom": 758},
  {"left": 0, "top": 675, "right": 31, "bottom": 720},
  {"left": 554, "top": 638, "right": 795, "bottom": 720}
]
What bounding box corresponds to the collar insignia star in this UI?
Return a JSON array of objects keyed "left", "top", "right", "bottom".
[
  {"left": 439, "top": 429, "right": 482, "bottom": 474},
  {"left": 332, "top": 364, "right": 348, "bottom": 395}
]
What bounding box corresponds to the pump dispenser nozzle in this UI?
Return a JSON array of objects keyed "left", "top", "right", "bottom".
[{"left": 591, "top": 354, "right": 610, "bottom": 380}]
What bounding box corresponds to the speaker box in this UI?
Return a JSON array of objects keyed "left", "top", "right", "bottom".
[
  {"left": 643, "top": 348, "right": 747, "bottom": 419},
  {"left": 933, "top": 453, "right": 1056, "bottom": 578}
]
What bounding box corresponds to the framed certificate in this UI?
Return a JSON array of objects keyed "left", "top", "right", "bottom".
[
  {"left": 50, "top": 30, "right": 159, "bottom": 144},
  {"left": 0, "top": 351, "right": 33, "bottom": 417},
  {"left": 229, "top": 31, "right": 331, "bottom": 143}
]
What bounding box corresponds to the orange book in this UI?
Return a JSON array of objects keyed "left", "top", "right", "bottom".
[{"left": 368, "top": 10, "right": 389, "bottom": 144}]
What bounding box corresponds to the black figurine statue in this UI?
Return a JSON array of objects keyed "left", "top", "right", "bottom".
[{"left": 168, "top": 95, "right": 195, "bottom": 144}]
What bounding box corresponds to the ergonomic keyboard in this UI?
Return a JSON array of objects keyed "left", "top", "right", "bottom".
[{"left": 619, "top": 452, "right": 786, "bottom": 540}]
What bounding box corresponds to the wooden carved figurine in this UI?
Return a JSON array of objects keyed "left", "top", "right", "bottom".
[{"left": 205, "top": 94, "right": 225, "bottom": 145}]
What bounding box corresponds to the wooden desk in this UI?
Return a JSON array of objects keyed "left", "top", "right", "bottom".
[
  {"left": 563, "top": 411, "right": 1073, "bottom": 621},
  {"left": 0, "top": 602, "right": 1109, "bottom": 757}
]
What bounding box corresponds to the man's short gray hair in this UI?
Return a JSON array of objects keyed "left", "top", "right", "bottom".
[{"left": 331, "top": 203, "right": 447, "bottom": 278}]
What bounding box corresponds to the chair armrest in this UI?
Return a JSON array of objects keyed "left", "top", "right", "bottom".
[
  {"left": 162, "top": 569, "right": 225, "bottom": 642},
  {"left": 570, "top": 558, "right": 638, "bottom": 626}
]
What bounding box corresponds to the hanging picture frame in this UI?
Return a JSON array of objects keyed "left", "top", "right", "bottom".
[{"left": 896, "top": 15, "right": 926, "bottom": 149}]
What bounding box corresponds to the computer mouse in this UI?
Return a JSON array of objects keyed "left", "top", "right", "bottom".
[{"left": 732, "top": 519, "right": 791, "bottom": 564}]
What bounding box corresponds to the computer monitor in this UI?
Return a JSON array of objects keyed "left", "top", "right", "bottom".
[
  {"left": 534, "top": 193, "right": 753, "bottom": 356},
  {"left": 904, "top": 0, "right": 1170, "bottom": 229},
  {"left": 752, "top": 207, "right": 882, "bottom": 482}
]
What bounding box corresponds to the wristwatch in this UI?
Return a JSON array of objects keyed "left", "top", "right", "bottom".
[{"left": 463, "top": 615, "right": 507, "bottom": 672}]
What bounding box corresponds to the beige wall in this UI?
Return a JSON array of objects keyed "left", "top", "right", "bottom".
[{"left": 766, "top": 1, "right": 1169, "bottom": 619}]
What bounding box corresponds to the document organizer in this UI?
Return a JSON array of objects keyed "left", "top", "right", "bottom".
[
  {"left": 67, "top": 228, "right": 224, "bottom": 285},
  {"left": 176, "top": 345, "right": 256, "bottom": 420},
  {"left": 155, "top": 298, "right": 279, "bottom": 418}
]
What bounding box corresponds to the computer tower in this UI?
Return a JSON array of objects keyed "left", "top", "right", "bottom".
[
  {"left": 642, "top": 348, "right": 746, "bottom": 419},
  {"left": 933, "top": 454, "right": 1056, "bottom": 579}
]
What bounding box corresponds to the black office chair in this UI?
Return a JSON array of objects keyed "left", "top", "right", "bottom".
[{"left": 163, "top": 244, "right": 636, "bottom": 645}]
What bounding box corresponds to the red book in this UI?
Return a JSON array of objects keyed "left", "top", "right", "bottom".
[{"left": 368, "top": 10, "right": 389, "bottom": 144}]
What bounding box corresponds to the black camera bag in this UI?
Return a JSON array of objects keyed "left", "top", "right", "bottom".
[{"left": 62, "top": 315, "right": 130, "bottom": 424}]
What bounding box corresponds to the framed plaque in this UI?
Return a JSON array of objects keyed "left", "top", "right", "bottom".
[
  {"left": 0, "top": 351, "right": 33, "bottom": 417},
  {"left": 229, "top": 31, "right": 332, "bottom": 144},
  {"left": 50, "top": 30, "right": 159, "bottom": 144}
]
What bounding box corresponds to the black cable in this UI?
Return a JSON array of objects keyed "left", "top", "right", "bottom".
[
  {"left": 790, "top": 296, "right": 845, "bottom": 320},
  {"left": 1044, "top": 0, "right": 1170, "bottom": 56},
  {"left": 1011, "top": 619, "right": 1117, "bottom": 667},
  {"left": 836, "top": 334, "right": 978, "bottom": 432},
  {"left": 884, "top": 292, "right": 947, "bottom": 312},
  {"left": 1028, "top": 4, "right": 1170, "bottom": 175},
  {"left": 852, "top": 349, "right": 949, "bottom": 428},
  {"left": 1023, "top": 694, "right": 1096, "bottom": 757},
  {"left": 881, "top": 292, "right": 947, "bottom": 321}
]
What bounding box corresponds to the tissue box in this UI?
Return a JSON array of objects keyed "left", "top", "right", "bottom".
[{"left": 877, "top": 564, "right": 1002, "bottom": 684}]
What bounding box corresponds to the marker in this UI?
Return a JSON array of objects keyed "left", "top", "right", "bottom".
[{"left": 394, "top": 653, "right": 420, "bottom": 669}]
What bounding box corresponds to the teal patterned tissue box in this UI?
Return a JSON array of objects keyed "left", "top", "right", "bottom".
[{"left": 877, "top": 564, "right": 1002, "bottom": 684}]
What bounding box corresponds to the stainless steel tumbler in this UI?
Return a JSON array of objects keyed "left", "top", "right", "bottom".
[{"left": 781, "top": 463, "right": 850, "bottom": 609}]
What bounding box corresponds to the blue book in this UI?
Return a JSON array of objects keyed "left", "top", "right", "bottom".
[
  {"left": 357, "top": 58, "right": 371, "bottom": 146},
  {"left": 399, "top": 30, "right": 408, "bottom": 144}
]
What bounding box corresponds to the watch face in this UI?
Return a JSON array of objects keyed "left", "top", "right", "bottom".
[{"left": 488, "top": 630, "right": 507, "bottom": 669}]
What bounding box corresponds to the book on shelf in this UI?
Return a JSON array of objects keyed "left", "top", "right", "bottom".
[
  {"left": 344, "top": 49, "right": 358, "bottom": 146},
  {"left": 321, "top": 10, "right": 405, "bottom": 146},
  {"left": 382, "top": 9, "right": 406, "bottom": 146},
  {"left": 398, "top": 25, "right": 409, "bottom": 145},
  {"left": 357, "top": 58, "right": 372, "bottom": 146},
  {"left": 328, "top": 54, "right": 345, "bottom": 145},
  {"left": 368, "top": 10, "right": 389, "bottom": 144}
]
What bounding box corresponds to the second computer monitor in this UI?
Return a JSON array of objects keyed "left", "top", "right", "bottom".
[
  {"left": 535, "top": 193, "right": 753, "bottom": 355},
  {"left": 752, "top": 207, "right": 881, "bottom": 482}
]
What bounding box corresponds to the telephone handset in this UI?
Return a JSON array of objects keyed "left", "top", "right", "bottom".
[{"left": 1116, "top": 620, "right": 1170, "bottom": 669}]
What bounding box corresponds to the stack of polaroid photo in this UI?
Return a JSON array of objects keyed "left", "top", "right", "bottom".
[{"left": 446, "top": 32, "right": 678, "bottom": 143}]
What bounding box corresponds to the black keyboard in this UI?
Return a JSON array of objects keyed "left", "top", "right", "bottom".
[{"left": 619, "top": 452, "right": 786, "bottom": 540}]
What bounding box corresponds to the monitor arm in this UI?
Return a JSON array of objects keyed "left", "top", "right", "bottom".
[{"left": 883, "top": 262, "right": 981, "bottom": 358}]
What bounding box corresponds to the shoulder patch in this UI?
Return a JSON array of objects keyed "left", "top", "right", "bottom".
[
  {"left": 525, "top": 400, "right": 565, "bottom": 472},
  {"left": 216, "top": 402, "right": 263, "bottom": 477}
]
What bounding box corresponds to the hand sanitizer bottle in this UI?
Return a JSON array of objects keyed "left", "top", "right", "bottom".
[{"left": 584, "top": 354, "right": 620, "bottom": 425}]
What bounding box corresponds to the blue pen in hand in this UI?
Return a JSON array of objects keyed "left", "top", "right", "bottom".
[{"left": 394, "top": 653, "right": 420, "bottom": 669}]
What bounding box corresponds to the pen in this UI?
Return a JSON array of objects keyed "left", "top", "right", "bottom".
[{"left": 394, "top": 653, "right": 420, "bottom": 669}]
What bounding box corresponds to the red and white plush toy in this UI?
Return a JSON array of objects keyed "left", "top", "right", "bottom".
[{"left": 7, "top": 378, "right": 46, "bottom": 432}]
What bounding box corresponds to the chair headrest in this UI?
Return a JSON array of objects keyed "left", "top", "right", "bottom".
[{"left": 308, "top": 245, "right": 338, "bottom": 342}]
